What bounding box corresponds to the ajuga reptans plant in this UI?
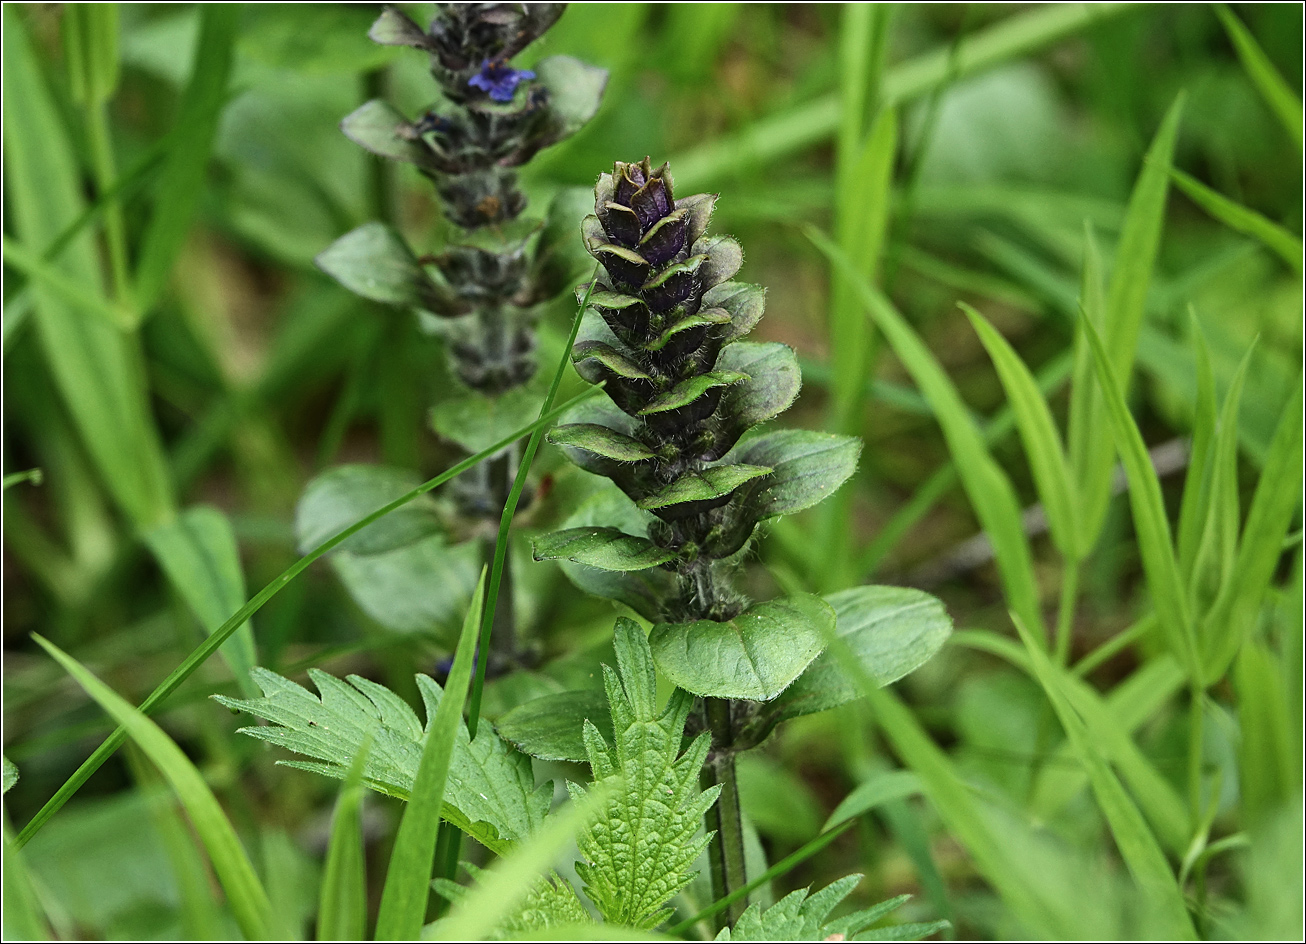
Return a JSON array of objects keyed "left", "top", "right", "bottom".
[
  {"left": 533, "top": 157, "right": 877, "bottom": 920},
  {"left": 307, "top": 4, "right": 606, "bottom": 655}
]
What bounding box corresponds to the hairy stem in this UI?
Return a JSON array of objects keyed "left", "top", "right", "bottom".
[{"left": 703, "top": 697, "right": 748, "bottom": 931}]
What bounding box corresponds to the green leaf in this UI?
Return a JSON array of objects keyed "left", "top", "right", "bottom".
[
  {"left": 532, "top": 187, "right": 600, "bottom": 301},
  {"left": 3, "top": 7, "right": 173, "bottom": 528},
  {"left": 35, "top": 635, "right": 274, "bottom": 940},
  {"left": 134, "top": 5, "right": 238, "bottom": 312},
  {"left": 340, "top": 99, "right": 431, "bottom": 166},
  {"left": 773, "top": 586, "right": 953, "bottom": 724},
  {"left": 647, "top": 308, "right": 732, "bottom": 352},
  {"left": 144, "top": 506, "right": 259, "bottom": 697},
  {"left": 431, "top": 384, "right": 545, "bottom": 454},
  {"left": 1083, "top": 318, "right": 1197, "bottom": 678},
  {"left": 1008, "top": 615, "right": 1197, "bottom": 940},
  {"left": 571, "top": 619, "right": 721, "bottom": 928},
  {"left": 1214, "top": 3, "right": 1303, "bottom": 152},
  {"left": 1234, "top": 641, "right": 1297, "bottom": 828},
  {"left": 295, "top": 464, "right": 442, "bottom": 556},
  {"left": 548, "top": 424, "right": 655, "bottom": 462},
  {"left": 532, "top": 527, "right": 676, "bottom": 571},
  {"left": 717, "top": 342, "right": 802, "bottom": 428},
  {"left": 437, "top": 782, "right": 615, "bottom": 942},
  {"left": 315, "top": 222, "right": 459, "bottom": 313},
  {"left": 497, "top": 690, "right": 616, "bottom": 763},
  {"left": 330, "top": 534, "right": 482, "bottom": 633},
  {"left": 63, "top": 3, "right": 120, "bottom": 105},
  {"left": 1074, "top": 95, "right": 1183, "bottom": 548},
  {"left": 704, "top": 281, "right": 766, "bottom": 342},
  {"left": 317, "top": 742, "right": 370, "bottom": 942},
  {"left": 433, "top": 863, "right": 592, "bottom": 937},
  {"left": 2, "top": 757, "right": 17, "bottom": 795},
  {"left": 1201, "top": 380, "right": 1303, "bottom": 682},
  {"left": 807, "top": 226, "right": 1044, "bottom": 638},
  {"left": 637, "top": 464, "right": 772, "bottom": 514},
  {"left": 2, "top": 815, "right": 49, "bottom": 941},
  {"left": 550, "top": 486, "right": 673, "bottom": 620},
  {"left": 1176, "top": 318, "right": 1219, "bottom": 581},
  {"left": 1170, "top": 168, "right": 1302, "bottom": 270},
  {"left": 376, "top": 569, "right": 485, "bottom": 941},
  {"left": 535, "top": 55, "right": 609, "bottom": 139},
  {"left": 214, "top": 663, "right": 550, "bottom": 856},
  {"left": 732, "top": 430, "right": 861, "bottom": 519},
  {"left": 719, "top": 875, "right": 944, "bottom": 942},
  {"left": 637, "top": 370, "right": 747, "bottom": 415},
  {"left": 962, "top": 302, "right": 1082, "bottom": 561},
  {"left": 694, "top": 234, "right": 745, "bottom": 288},
  {"left": 650, "top": 594, "right": 832, "bottom": 701}
]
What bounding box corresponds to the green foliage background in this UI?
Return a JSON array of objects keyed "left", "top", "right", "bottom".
[{"left": 3, "top": 3, "right": 1301, "bottom": 940}]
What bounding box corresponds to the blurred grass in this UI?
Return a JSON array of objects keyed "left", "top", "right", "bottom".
[{"left": 3, "top": 3, "right": 1302, "bottom": 941}]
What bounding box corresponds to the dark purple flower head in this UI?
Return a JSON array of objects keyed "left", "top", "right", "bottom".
[{"left": 468, "top": 58, "right": 535, "bottom": 102}]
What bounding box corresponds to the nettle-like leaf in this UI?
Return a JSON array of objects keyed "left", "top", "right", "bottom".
[
  {"left": 568, "top": 619, "right": 721, "bottom": 929},
  {"left": 214, "top": 668, "right": 549, "bottom": 854},
  {"left": 718, "top": 876, "right": 948, "bottom": 942},
  {"left": 434, "top": 862, "right": 592, "bottom": 938}
]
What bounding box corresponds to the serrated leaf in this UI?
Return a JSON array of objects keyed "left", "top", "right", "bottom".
[
  {"left": 535, "top": 55, "right": 608, "bottom": 139},
  {"left": 637, "top": 464, "right": 771, "bottom": 514},
  {"left": 548, "top": 424, "right": 655, "bottom": 462},
  {"left": 638, "top": 370, "right": 746, "bottom": 415},
  {"left": 732, "top": 430, "right": 861, "bottom": 519},
  {"left": 774, "top": 586, "right": 953, "bottom": 723},
  {"left": 571, "top": 619, "right": 721, "bottom": 929},
  {"left": 651, "top": 594, "right": 832, "bottom": 701},
  {"left": 717, "top": 342, "right": 802, "bottom": 428},
  {"left": 532, "top": 527, "right": 676, "bottom": 572},
  {"left": 434, "top": 863, "right": 592, "bottom": 936},
  {"left": 296, "top": 464, "right": 442, "bottom": 556},
  {"left": 316, "top": 222, "right": 458, "bottom": 313},
  {"left": 719, "top": 875, "right": 940, "bottom": 942},
  {"left": 497, "top": 690, "right": 616, "bottom": 763},
  {"left": 214, "top": 668, "right": 549, "bottom": 855},
  {"left": 704, "top": 281, "right": 765, "bottom": 342},
  {"left": 340, "top": 99, "right": 430, "bottom": 167}
]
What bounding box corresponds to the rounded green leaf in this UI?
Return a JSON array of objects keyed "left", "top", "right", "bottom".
[
  {"left": 296, "top": 465, "right": 442, "bottom": 556},
  {"left": 496, "top": 690, "right": 615, "bottom": 763},
  {"left": 638, "top": 370, "right": 747, "bottom": 416},
  {"left": 636, "top": 463, "right": 771, "bottom": 514},
  {"left": 732, "top": 430, "right": 861, "bottom": 519},
  {"left": 535, "top": 55, "right": 609, "bottom": 138},
  {"left": 649, "top": 594, "right": 833, "bottom": 701},
  {"left": 547, "top": 424, "right": 655, "bottom": 462},
  {"left": 774, "top": 586, "right": 953, "bottom": 722}
]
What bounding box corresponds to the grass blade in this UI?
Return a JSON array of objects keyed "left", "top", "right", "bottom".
[
  {"left": 2, "top": 6, "right": 174, "bottom": 528},
  {"left": 2, "top": 814, "right": 50, "bottom": 941},
  {"left": 466, "top": 269, "right": 600, "bottom": 737},
  {"left": 1008, "top": 615, "right": 1197, "bottom": 939},
  {"left": 14, "top": 384, "right": 602, "bottom": 848},
  {"left": 33, "top": 635, "right": 274, "bottom": 940},
  {"left": 1082, "top": 317, "right": 1197, "bottom": 679},
  {"left": 144, "top": 506, "right": 260, "bottom": 698},
  {"left": 1213, "top": 4, "right": 1303, "bottom": 152},
  {"left": 1, "top": 236, "right": 133, "bottom": 328},
  {"left": 435, "top": 780, "right": 615, "bottom": 941},
  {"left": 1074, "top": 95, "right": 1184, "bottom": 549},
  {"left": 1176, "top": 317, "right": 1219, "bottom": 580},
  {"left": 806, "top": 226, "right": 1043, "bottom": 638},
  {"left": 671, "top": 3, "right": 1136, "bottom": 190},
  {"left": 317, "top": 740, "right": 372, "bottom": 941},
  {"left": 1170, "top": 168, "right": 1301, "bottom": 270},
  {"left": 961, "top": 302, "right": 1082, "bottom": 562},
  {"left": 1202, "top": 379, "right": 1304, "bottom": 682},
  {"left": 375, "top": 569, "right": 486, "bottom": 940},
  {"left": 133, "top": 4, "right": 239, "bottom": 313}
]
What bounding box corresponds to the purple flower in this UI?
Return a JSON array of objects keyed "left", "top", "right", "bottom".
[{"left": 468, "top": 59, "right": 536, "bottom": 102}]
